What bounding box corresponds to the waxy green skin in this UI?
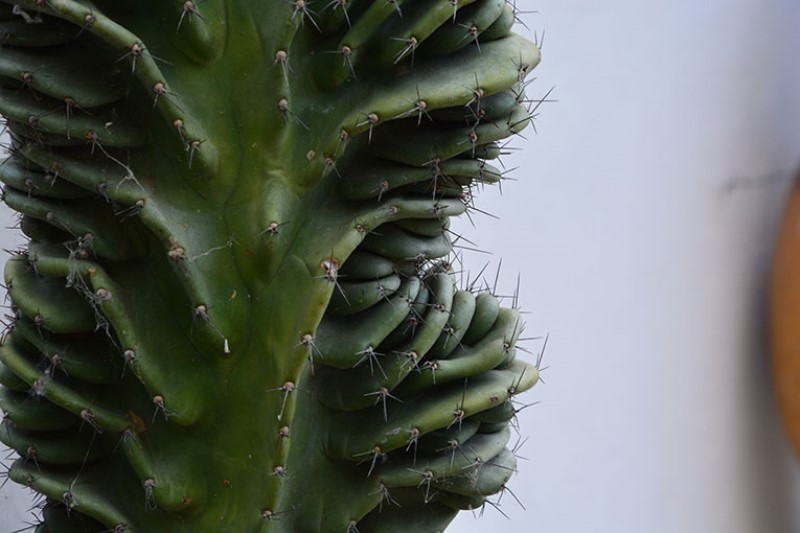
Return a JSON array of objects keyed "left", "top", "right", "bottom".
[{"left": 0, "top": 1, "right": 541, "bottom": 531}]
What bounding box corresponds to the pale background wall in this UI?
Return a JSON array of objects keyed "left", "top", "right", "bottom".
[{"left": 4, "top": 1, "right": 800, "bottom": 532}]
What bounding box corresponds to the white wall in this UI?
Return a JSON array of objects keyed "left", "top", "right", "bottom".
[{"left": 4, "top": 1, "right": 800, "bottom": 531}]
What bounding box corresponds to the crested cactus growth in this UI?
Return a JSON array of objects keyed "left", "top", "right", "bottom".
[{"left": 0, "top": 1, "right": 544, "bottom": 531}]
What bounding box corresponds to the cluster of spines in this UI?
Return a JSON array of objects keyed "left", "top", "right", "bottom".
[{"left": 0, "top": 0, "right": 545, "bottom": 531}]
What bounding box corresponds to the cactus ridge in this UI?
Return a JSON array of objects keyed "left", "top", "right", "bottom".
[{"left": 0, "top": 1, "right": 543, "bottom": 531}]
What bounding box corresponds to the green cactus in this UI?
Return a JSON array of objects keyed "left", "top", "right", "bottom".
[{"left": 0, "top": 1, "right": 542, "bottom": 531}]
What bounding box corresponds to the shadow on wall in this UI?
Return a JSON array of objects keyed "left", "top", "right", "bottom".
[{"left": 711, "top": 166, "right": 798, "bottom": 532}]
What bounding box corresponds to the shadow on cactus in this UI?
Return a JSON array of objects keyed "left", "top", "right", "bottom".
[{"left": 0, "top": 0, "right": 545, "bottom": 531}]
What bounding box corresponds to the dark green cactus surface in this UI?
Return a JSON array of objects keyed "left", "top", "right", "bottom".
[{"left": 0, "top": 1, "right": 542, "bottom": 531}]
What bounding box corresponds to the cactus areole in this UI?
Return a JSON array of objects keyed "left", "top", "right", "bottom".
[{"left": 0, "top": 1, "right": 542, "bottom": 531}]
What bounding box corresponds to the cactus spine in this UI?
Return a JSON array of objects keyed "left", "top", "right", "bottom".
[{"left": 0, "top": 1, "right": 542, "bottom": 531}]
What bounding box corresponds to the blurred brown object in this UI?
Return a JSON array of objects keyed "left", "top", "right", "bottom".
[{"left": 772, "top": 176, "right": 800, "bottom": 456}]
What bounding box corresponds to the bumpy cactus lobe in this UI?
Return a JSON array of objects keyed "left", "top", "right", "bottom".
[{"left": 0, "top": 1, "right": 541, "bottom": 531}]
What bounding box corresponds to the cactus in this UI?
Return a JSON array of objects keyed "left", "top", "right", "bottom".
[{"left": 0, "top": 1, "right": 543, "bottom": 531}]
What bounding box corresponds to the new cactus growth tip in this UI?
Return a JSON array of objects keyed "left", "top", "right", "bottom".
[{"left": 0, "top": 0, "right": 545, "bottom": 531}]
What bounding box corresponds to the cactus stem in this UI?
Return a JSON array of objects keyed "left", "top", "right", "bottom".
[{"left": 0, "top": 2, "right": 541, "bottom": 528}]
